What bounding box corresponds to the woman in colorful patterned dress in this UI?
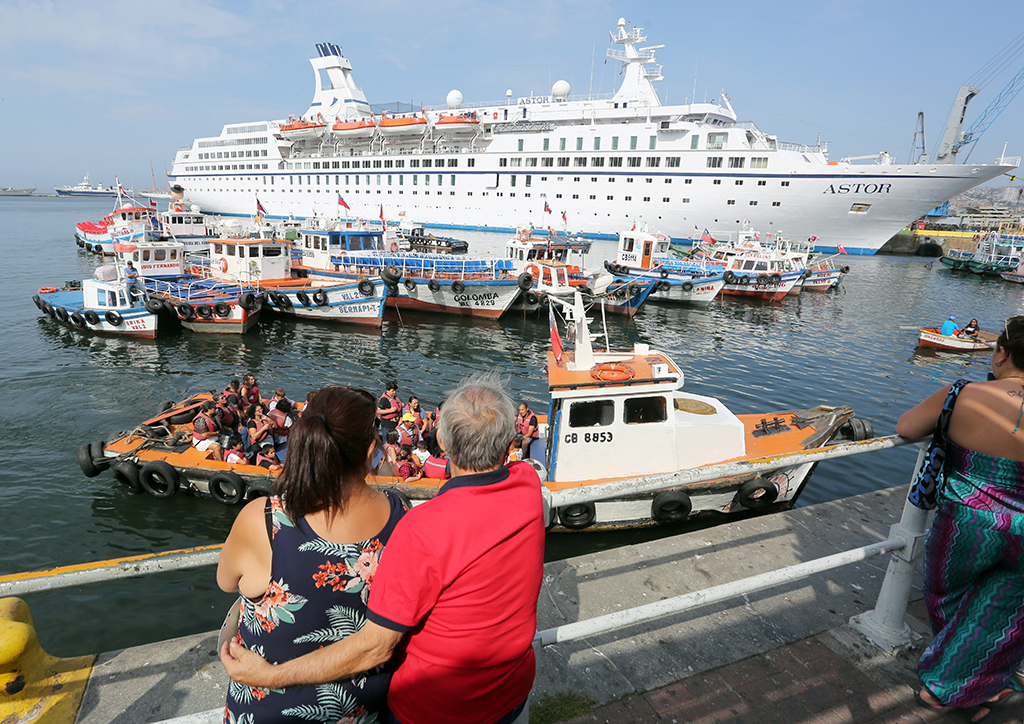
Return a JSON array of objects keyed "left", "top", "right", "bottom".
[
  {"left": 218, "top": 386, "right": 405, "bottom": 723},
  {"left": 898, "top": 316, "right": 1024, "bottom": 721}
]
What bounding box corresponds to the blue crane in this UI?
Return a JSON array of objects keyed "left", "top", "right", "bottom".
[{"left": 952, "top": 63, "right": 1024, "bottom": 162}]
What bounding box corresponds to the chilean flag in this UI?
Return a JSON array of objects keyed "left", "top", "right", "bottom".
[
  {"left": 700, "top": 228, "right": 717, "bottom": 245},
  {"left": 338, "top": 195, "right": 350, "bottom": 210},
  {"left": 549, "top": 304, "right": 564, "bottom": 366},
  {"left": 561, "top": 210, "right": 567, "bottom": 223},
  {"left": 544, "top": 201, "right": 552, "bottom": 213},
  {"left": 380, "top": 205, "right": 385, "bottom": 226},
  {"left": 838, "top": 245, "right": 849, "bottom": 255},
  {"left": 256, "top": 198, "right": 267, "bottom": 217}
]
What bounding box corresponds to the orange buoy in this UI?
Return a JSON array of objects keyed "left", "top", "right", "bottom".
[
  {"left": 591, "top": 362, "right": 636, "bottom": 382},
  {"left": 219, "top": 258, "right": 228, "bottom": 273},
  {"left": 38, "top": 286, "right": 58, "bottom": 294},
  {"left": 389, "top": 241, "right": 399, "bottom": 252}
]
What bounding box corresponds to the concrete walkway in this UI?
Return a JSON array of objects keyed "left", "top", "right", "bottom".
[{"left": 67, "top": 483, "right": 1024, "bottom": 723}]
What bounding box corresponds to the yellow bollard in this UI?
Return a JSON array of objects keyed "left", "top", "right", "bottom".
[{"left": 0, "top": 597, "right": 94, "bottom": 724}]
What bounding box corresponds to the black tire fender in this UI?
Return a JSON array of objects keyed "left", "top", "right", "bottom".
[
  {"left": 736, "top": 477, "right": 780, "bottom": 509},
  {"left": 313, "top": 289, "right": 328, "bottom": 306},
  {"left": 525, "top": 291, "right": 540, "bottom": 305},
  {"left": 841, "top": 265, "right": 851, "bottom": 274},
  {"left": 770, "top": 273, "right": 782, "bottom": 284},
  {"left": 451, "top": 280, "right": 466, "bottom": 294},
  {"left": 157, "top": 400, "right": 176, "bottom": 414},
  {"left": 558, "top": 503, "right": 597, "bottom": 529},
  {"left": 140, "top": 460, "right": 180, "bottom": 499},
  {"left": 274, "top": 292, "right": 293, "bottom": 309},
  {"left": 245, "top": 480, "right": 273, "bottom": 500},
  {"left": 238, "top": 292, "right": 257, "bottom": 311},
  {"left": 358, "top": 279, "right": 375, "bottom": 297},
  {"left": 214, "top": 301, "right": 232, "bottom": 317},
  {"left": 628, "top": 283, "right": 641, "bottom": 297},
  {"left": 740, "top": 275, "right": 750, "bottom": 286},
  {"left": 112, "top": 460, "right": 143, "bottom": 494},
  {"left": 386, "top": 283, "right": 399, "bottom": 296},
  {"left": 104, "top": 310, "right": 123, "bottom": 326},
  {"left": 209, "top": 471, "right": 246, "bottom": 505},
  {"left": 295, "top": 290, "right": 311, "bottom": 307},
  {"left": 32, "top": 295, "right": 42, "bottom": 310},
  {"left": 381, "top": 265, "right": 402, "bottom": 284},
  {"left": 71, "top": 312, "right": 86, "bottom": 327},
  {"left": 651, "top": 490, "right": 692, "bottom": 522},
  {"left": 55, "top": 307, "right": 69, "bottom": 323},
  {"left": 145, "top": 298, "right": 164, "bottom": 314},
  {"left": 404, "top": 278, "right": 417, "bottom": 292},
  {"left": 724, "top": 271, "right": 737, "bottom": 284},
  {"left": 43, "top": 303, "right": 55, "bottom": 318},
  {"left": 176, "top": 303, "right": 195, "bottom": 320},
  {"left": 517, "top": 272, "right": 533, "bottom": 291},
  {"left": 168, "top": 407, "right": 199, "bottom": 425},
  {"left": 681, "top": 281, "right": 694, "bottom": 292},
  {"left": 196, "top": 304, "right": 214, "bottom": 319},
  {"left": 90, "top": 440, "right": 110, "bottom": 471},
  {"left": 657, "top": 280, "right": 672, "bottom": 292},
  {"left": 660, "top": 268, "right": 669, "bottom": 279},
  {"left": 84, "top": 310, "right": 100, "bottom": 325},
  {"left": 427, "top": 279, "right": 441, "bottom": 293},
  {"left": 77, "top": 443, "right": 100, "bottom": 478}
]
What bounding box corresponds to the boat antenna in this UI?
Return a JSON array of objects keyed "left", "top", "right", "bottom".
[
  {"left": 589, "top": 42, "right": 595, "bottom": 99},
  {"left": 693, "top": 61, "right": 697, "bottom": 107}
]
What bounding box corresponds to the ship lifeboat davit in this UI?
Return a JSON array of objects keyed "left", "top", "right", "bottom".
[
  {"left": 435, "top": 113, "right": 480, "bottom": 133},
  {"left": 378, "top": 115, "right": 428, "bottom": 136},
  {"left": 331, "top": 119, "right": 377, "bottom": 138},
  {"left": 279, "top": 119, "right": 327, "bottom": 141}
]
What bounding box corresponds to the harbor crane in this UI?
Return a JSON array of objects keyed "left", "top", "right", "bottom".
[{"left": 935, "top": 37, "right": 1024, "bottom": 164}]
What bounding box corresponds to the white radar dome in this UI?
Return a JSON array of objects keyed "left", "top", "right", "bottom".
[
  {"left": 446, "top": 90, "right": 464, "bottom": 109},
  {"left": 552, "top": 80, "right": 571, "bottom": 101},
  {"left": 618, "top": 17, "right": 626, "bottom": 27}
]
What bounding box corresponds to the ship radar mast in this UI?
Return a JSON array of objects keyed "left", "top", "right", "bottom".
[
  {"left": 302, "top": 42, "right": 372, "bottom": 121},
  {"left": 607, "top": 18, "right": 664, "bottom": 106}
]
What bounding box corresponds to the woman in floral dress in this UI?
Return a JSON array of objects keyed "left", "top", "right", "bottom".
[{"left": 218, "top": 386, "right": 405, "bottom": 723}]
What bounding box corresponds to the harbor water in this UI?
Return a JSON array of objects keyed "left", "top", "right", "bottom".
[{"left": 2, "top": 196, "right": 1022, "bottom": 658}]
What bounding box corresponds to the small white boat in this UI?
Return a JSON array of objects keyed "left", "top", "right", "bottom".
[
  {"left": 278, "top": 116, "right": 327, "bottom": 141},
  {"left": 917, "top": 328, "right": 997, "bottom": 351},
  {"left": 608, "top": 226, "right": 725, "bottom": 306},
  {"left": 33, "top": 265, "right": 160, "bottom": 338},
  {"left": 56, "top": 173, "right": 127, "bottom": 198}
]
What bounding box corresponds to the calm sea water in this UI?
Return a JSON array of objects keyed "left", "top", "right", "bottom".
[{"left": 2, "top": 196, "right": 1022, "bottom": 657}]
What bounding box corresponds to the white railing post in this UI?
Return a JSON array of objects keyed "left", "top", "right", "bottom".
[{"left": 849, "top": 443, "right": 931, "bottom": 652}]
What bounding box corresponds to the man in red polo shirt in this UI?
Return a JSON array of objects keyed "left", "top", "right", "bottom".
[{"left": 221, "top": 374, "right": 545, "bottom": 724}]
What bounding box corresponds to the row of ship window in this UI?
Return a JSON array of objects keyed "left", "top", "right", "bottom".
[
  {"left": 184, "top": 164, "right": 271, "bottom": 172},
  {"left": 246, "top": 174, "right": 793, "bottom": 189},
  {"left": 515, "top": 132, "right": 735, "bottom": 153}
]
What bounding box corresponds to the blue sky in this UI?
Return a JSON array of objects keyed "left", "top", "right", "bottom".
[{"left": 2, "top": 0, "right": 1022, "bottom": 192}]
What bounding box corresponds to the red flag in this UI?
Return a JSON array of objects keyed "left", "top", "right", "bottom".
[
  {"left": 544, "top": 201, "right": 552, "bottom": 213},
  {"left": 838, "top": 245, "right": 849, "bottom": 255},
  {"left": 561, "top": 210, "right": 567, "bottom": 223},
  {"left": 631, "top": 222, "right": 636, "bottom": 231},
  {"left": 118, "top": 184, "right": 130, "bottom": 196},
  {"left": 149, "top": 199, "right": 157, "bottom": 208},
  {"left": 338, "top": 195, "right": 350, "bottom": 210},
  {"left": 700, "top": 228, "right": 717, "bottom": 245},
  {"left": 112, "top": 243, "right": 137, "bottom": 253},
  {"left": 256, "top": 198, "right": 267, "bottom": 216},
  {"left": 380, "top": 205, "right": 385, "bottom": 225},
  {"left": 549, "top": 304, "right": 564, "bottom": 366}
]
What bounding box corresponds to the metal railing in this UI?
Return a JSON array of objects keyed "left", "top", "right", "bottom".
[{"left": 2, "top": 435, "right": 932, "bottom": 724}]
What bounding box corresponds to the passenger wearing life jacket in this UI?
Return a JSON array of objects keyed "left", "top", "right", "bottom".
[
  {"left": 396, "top": 446, "right": 423, "bottom": 483},
  {"left": 397, "top": 413, "right": 421, "bottom": 448},
  {"left": 506, "top": 435, "right": 525, "bottom": 465},
  {"left": 515, "top": 402, "right": 539, "bottom": 459},
  {"left": 215, "top": 393, "right": 240, "bottom": 435},
  {"left": 404, "top": 396, "right": 430, "bottom": 435},
  {"left": 421, "top": 439, "right": 452, "bottom": 480},
  {"left": 192, "top": 401, "right": 223, "bottom": 461},
  {"left": 245, "top": 403, "right": 273, "bottom": 455},
  {"left": 240, "top": 374, "right": 261, "bottom": 407},
  {"left": 268, "top": 388, "right": 293, "bottom": 412},
  {"left": 377, "top": 381, "right": 402, "bottom": 434},
  {"left": 412, "top": 439, "right": 430, "bottom": 468},
  {"left": 268, "top": 399, "right": 294, "bottom": 448},
  {"left": 223, "top": 379, "right": 242, "bottom": 410},
  {"left": 224, "top": 436, "right": 248, "bottom": 465},
  {"left": 255, "top": 444, "right": 282, "bottom": 473}
]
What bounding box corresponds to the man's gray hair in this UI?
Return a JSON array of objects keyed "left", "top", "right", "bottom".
[{"left": 438, "top": 372, "right": 517, "bottom": 472}]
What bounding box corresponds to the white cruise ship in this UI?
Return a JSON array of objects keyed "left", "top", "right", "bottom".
[{"left": 168, "top": 19, "right": 1018, "bottom": 254}]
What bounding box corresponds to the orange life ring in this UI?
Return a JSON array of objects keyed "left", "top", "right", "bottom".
[
  {"left": 527, "top": 264, "right": 540, "bottom": 278},
  {"left": 973, "top": 234, "right": 980, "bottom": 241},
  {"left": 591, "top": 362, "right": 636, "bottom": 382},
  {"left": 389, "top": 241, "right": 399, "bottom": 252},
  {"left": 38, "top": 286, "right": 58, "bottom": 294},
  {"left": 219, "top": 258, "right": 228, "bottom": 273}
]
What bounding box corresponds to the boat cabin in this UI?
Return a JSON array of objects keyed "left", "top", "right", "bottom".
[
  {"left": 160, "top": 207, "right": 209, "bottom": 238},
  {"left": 545, "top": 294, "right": 745, "bottom": 483},
  {"left": 293, "top": 224, "right": 384, "bottom": 270},
  {"left": 505, "top": 227, "right": 591, "bottom": 272},
  {"left": 114, "top": 241, "right": 186, "bottom": 276},
  {"left": 614, "top": 229, "right": 672, "bottom": 270},
  {"left": 83, "top": 265, "right": 138, "bottom": 310},
  {"left": 109, "top": 205, "right": 158, "bottom": 244},
  {"left": 209, "top": 238, "right": 292, "bottom": 282}
]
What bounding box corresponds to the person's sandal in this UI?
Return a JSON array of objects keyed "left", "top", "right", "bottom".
[
  {"left": 915, "top": 687, "right": 945, "bottom": 710},
  {"left": 971, "top": 689, "right": 1014, "bottom": 722}
]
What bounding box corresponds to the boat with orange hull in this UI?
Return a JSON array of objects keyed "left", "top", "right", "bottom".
[
  {"left": 80, "top": 293, "right": 867, "bottom": 531},
  {"left": 279, "top": 117, "right": 327, "bottom": 141},
  {"left": 377, "top": 114, "right": 428, "bottom": 135},
  {"left": 331, "top": 119, "right": 376, "bottom": 138}
]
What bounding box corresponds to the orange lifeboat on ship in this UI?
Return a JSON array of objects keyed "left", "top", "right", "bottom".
[
  {"left": 279, "top": 118, "right": 327, "bottom": 140},
  {"left": 377, "top": 114, "right": 428, "bottom": 136},
  {"left": 435, "top": 113, "right": 480, "bottom": 133},
  {"left": 331, "top": 119, "right": 377, "bottom": 138}
]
